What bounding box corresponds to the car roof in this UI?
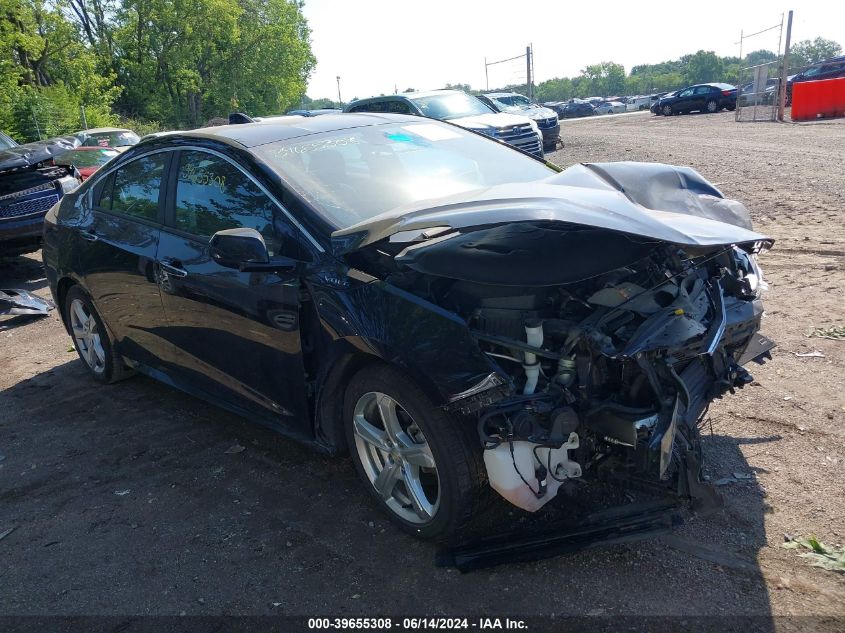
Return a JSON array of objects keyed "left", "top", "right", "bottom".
[
  {"left": 349, "top": 90, "right": 464, "bottom": 106},
  {"left": 153, "top": 113, "right": 421, "bottom": 149},
  {"left": 483, "top": 92, "right": 524, "bottom": 98},
  {"left": 79, "top": 127, "right": 133, "bottom": 134}
]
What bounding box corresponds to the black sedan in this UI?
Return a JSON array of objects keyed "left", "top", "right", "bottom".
[
  {"left": 655, "top": 83, "right": 737, "bottom": 115},
  {"left": 43, "top": 114, "right": 773, "bottom": 543},
  {"left": 557, "top": 100, "right": 596, "bottom": 118}
]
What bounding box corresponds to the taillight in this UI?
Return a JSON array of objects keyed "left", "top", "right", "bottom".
[{"left": 722, "top": 90, "right": 733, "bottom": 97}]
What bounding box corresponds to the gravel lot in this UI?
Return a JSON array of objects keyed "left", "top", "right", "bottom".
[{"left": 2, "top": 111, "right": 844, "bottom": 623}]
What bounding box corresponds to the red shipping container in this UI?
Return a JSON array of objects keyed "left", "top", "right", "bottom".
[{"left": 791, "top": 77, "right": 845, "bottom": 121}]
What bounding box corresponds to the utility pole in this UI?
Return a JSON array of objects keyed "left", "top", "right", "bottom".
[
  {"left": 31, "top": 107, "right": 42, "bottom": 140},
  {"left": 80, "top": 104, "right": 88, "bottom": 130},
  {"left": 484, "top": 57, "right": 489, "bottom": 92},
  {"left": 526, "top": 45, "right": 533, "bottom": 100},
  {"left": 778, "top": 10, "right": 793, "bottom": 122},
  {"left": 336, "top": 76, "right": 342, "bottom": 107}
]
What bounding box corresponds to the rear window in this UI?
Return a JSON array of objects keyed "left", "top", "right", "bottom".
[{"left": 82, "top": 131, "right": 140, "bottom": 148}]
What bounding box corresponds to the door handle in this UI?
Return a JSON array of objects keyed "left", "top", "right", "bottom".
[
  {"left": 159, "top": 259, "right": 188, "bottom": 278},
  {"left": 80, "top": 230, "right": 99, "bottom": 242}
]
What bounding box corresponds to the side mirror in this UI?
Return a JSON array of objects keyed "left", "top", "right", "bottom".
[{"left": 209, "top": 227, "right": 269, "bottom": 269}]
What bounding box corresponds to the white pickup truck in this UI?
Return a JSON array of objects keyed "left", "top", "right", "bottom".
[{"left": 625, "top": 95, "right": 651, "bottom": 112}]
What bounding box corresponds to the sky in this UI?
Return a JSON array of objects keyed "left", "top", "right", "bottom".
[{"left": 301, "top": 0, "right": 844, "bottom": 101}]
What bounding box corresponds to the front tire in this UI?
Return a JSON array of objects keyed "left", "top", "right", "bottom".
[
  {"left": 344, "top": 364, "right": 487, "bottom": 542},
  {"left": 662, "top": 104, "right": 673, "bottom": 116},
  {"left": 64, "top": 286, "right": 133, "bottom": 384}
]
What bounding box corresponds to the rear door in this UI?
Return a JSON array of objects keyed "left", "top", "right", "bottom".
[
  {"left": 154, "top": 148, "right": 313, "bottom": 434},
  {"left": 692, "top": 85, "right": 713, "bottom": 111},
  {"left": 76, "top": 151, "right": 171, "bottom": 369}
]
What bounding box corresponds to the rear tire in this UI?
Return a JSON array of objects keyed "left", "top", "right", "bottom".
[
  {"left": 705, "top": 99, "right": 719, "bottom": 113},
  {"left": 343, "top": 364, "right": 488, "bottom": 543},
  {"left": 64, "top": 285, "right": 134, "bottom": 384}
]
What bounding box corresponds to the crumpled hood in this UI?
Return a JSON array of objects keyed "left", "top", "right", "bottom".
[
  {"left": 0, "top": 136, "right": 81, "bottom": 173},
  {"left": 332, "top": 162, "right": 772, "bottom": 255},
  {"left": 451, "top": 112, "right": 536, "bottom": 130}
]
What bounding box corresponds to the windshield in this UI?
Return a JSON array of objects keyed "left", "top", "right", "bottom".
[
  {"left": 491, "top": 94, "right": 534, "bottom": 111},
  {"left": 255, "top": 121, "right": 555, "bottom": 229},
  {"left": 55, "top": 148, "right": 119, "bottom": 168},
  {"left": 0, "top": 132, "right": 16, "bottom": 150},
  {"left": 409, "top": 93, "right": 493, "bottom": 120},
  {"left": 82, "top": 131, "right": 140, "bottom": 148}
]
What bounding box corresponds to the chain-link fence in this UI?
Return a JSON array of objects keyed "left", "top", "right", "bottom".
[{"left": 735, "top": 60, "right": 782, "bottom": 122}]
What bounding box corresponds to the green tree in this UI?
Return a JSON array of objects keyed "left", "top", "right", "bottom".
[
  {"left": 0, "top": 0, "right": 118, "bottom": 140},
  {"left": 683, "top": 50, "right": 724, "bottom": 84},
  {"left": 744, "top": 49, "right": 777, "bottom": 67},
  {"left": 113, "top": 0, "right": 313, "bottom": 127},
  {"left": 789, "top": 37, "right": 842, "bottom": 69},
  {"left": 580, "top": 61, "right": 626, "bottom": 96}
]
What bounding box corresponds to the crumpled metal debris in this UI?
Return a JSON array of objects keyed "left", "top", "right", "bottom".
[{"left": 0, "top": 289, "right": 54, "bottom": 316}]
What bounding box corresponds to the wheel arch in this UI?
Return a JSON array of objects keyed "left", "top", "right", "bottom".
[
  {"left": 312, "top": 342, "right": 464, "bottom": 456},
  {"left": 56, "top": 276, "right": 79, "bottom": 334}
]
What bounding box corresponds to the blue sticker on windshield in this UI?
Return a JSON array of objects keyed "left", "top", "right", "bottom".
[{"left": 386, "top": 132, "right": 429, "bottom": 146}]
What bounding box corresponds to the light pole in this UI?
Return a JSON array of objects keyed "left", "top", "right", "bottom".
[{"left": 336, "top": 76, "right": 342, "bottom": 107}]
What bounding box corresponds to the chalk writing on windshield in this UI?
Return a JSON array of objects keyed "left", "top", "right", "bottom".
[{"left": 269, "top": 136, "right": 361, "bottom": 159}]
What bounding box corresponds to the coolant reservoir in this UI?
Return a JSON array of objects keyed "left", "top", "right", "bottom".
[{"left": 483, "top": 434, "right": 581, "bottom": 512}]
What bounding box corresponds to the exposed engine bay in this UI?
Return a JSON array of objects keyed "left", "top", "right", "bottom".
[
  {"left": 337, "top": 162, "right": 775, "bottom": 514},
  {"left": 351, "top": 227, "right": 773, "bottom": 512}
]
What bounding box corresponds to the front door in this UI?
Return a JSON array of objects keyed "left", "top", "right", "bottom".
[{"left": 154, "top": 149, "right": 311, "bottom": 435}]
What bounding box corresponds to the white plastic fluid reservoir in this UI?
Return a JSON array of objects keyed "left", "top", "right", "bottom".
[
  {"left": 483, "top": 441, "right": 558, "bottom": 512},
  {"left": 483, "top": 435, "right": 581, "bottom": 512}
]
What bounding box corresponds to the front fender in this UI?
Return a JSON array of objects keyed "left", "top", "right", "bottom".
[{"left": 309, "top": 276, "right": 509, "bottom": 407}]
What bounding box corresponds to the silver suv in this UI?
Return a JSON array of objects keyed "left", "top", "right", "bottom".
[
  {"left": 477, "top": 92, "right": 560, "bottom": 151},
  {"left": 344, "top": 90, "right": 544, "bottom": 158}
]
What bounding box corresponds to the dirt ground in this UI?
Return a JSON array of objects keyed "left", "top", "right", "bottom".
[{"left": 1, "top": 111, "right": 844, "bottom": 625}]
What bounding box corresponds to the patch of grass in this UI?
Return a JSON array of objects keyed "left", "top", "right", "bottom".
[
  {"left": 783, "top": 535, "right": 845, "bottom": 573},
  {"left": 807, "top": 325, "right": 845, "bottom": 340}
]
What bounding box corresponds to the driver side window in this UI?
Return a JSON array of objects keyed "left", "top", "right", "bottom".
[
  {"left": 173, "top": 151, "right": 280, "bottom": 255},
  {"left": 679, "top": 89, "right": 693, "bottom": 97}
]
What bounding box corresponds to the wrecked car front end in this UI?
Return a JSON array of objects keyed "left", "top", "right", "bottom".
[
  {"left": 0, "top": 136, "right": 81, "bottom": 257},
  {"left": 334, "top": 162, "right": 774, "bottom": 516}
]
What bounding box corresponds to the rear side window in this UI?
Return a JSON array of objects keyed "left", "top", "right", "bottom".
[
  {"left": 173, "top": 151, "right": 279, "bottom": 252},
  {"left": 350, "top": 101, "right": 386, "bottom": 113},
  {"left": 387, "top": 101, "right": 412, "bottom": 114},
  {"left": 97, "top": 153, "right": 166, "bottom": 221}
]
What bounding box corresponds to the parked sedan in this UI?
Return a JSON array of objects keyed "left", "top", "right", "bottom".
[
  {"left": 75, "top": 127, "right": 140, "bottom": 152},
  {"left": 558, "top": 100, "right": 595, "bottom": 118},
  {"left": 593, "top": 101, "right": 626, "bottom": 115},
  {"left": 42, "top": 114, "right": 773, "bottom": 543},
  {"left": 656, "top": 83, "right": 737, "bottom": 115},
  {"left": 53, "top": 146, "right": 119, "bottom": 180}
]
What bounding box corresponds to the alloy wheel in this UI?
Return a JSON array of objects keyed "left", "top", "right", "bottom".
[
  {"left": 662, "top": 105, "right": 673, "bottom": 116},
  {"left": 352, "top": 391, "right": 440, "bottom": 524},
  {"left": 69, "top": 298, "right": 106, "bottom": 374},
  {"left": 707, "top": 100, "right": 718, "bottom": 113}
]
